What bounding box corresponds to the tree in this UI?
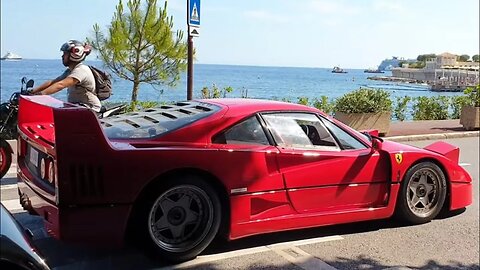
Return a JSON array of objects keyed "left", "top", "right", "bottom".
[
  {"left": 473, "top": 54, "right": 480, "bottom": 62},
  {"left": 89, "top": 0, "right": 188, "bottom": 103},
  {"left": 417, "top": 54, "right": 436, "bottom": 62},
  {"left": 457, "top": 54, "right": 470, "bottom": 62}
]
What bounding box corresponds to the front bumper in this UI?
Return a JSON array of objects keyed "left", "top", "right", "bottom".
[{"left": 449, "top": 182, "right": 473, "bottom": 210}]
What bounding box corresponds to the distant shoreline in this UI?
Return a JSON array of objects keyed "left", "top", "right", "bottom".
[{"left": 0, "top": 58, "right": 389, "bottom": 70}]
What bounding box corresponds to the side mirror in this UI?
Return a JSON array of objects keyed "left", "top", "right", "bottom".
[
  {"left": 26, "top": 79, "right": 34, "bottom": 89},
  {"left": 371, "top": 136, "right": 383, "bottom": 150}
]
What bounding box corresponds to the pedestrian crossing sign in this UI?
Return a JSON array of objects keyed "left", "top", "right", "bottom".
[{"left": 188, "top": 0, "right": 200, "bottom": 26}]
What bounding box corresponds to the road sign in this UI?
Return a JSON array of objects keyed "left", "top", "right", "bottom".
[
  {"left": 188, "top": 0, "right": 200, "bottom": 27},
  {"left": 189, "top": 26, "right": 200, "bottom": 37}
]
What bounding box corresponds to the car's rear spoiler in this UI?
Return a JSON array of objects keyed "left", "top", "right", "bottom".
[
  {"left": 423, "top": 141, "right": 460, "bottom": 164},
  {"left": 18, "top": 95, "right": 112, "bottom": 154}
]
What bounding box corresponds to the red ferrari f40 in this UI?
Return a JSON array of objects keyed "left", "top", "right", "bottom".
[{"left": 16, "top": 95, "right": 472, "bottom": 262}]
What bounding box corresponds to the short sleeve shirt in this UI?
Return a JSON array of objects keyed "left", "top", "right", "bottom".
[{"left": 57, "top": 64, "right": 101, "bottom": 112}]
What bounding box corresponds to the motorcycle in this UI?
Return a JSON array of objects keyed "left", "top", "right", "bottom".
[
  {"left": 0, "top": 77, "right": 126, "bottom": 179},
  {"left": 0, "top": 77, "right": 32, "bottom": 179}
]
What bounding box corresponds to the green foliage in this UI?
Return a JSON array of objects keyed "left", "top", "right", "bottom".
[
  {"left": 408, "top": 61, "right": 426, "bottom": 69},
  {"left": 463, "top": 84, "right": 480, "bottom": 107},
  {"left": 297, "top": 97, "right": 309, "bottom": 106},
  {"left": 312, "top": 96, "right": 334, "bottom": 115},
  {"left": 393, "top": 96, "right": 411, "bottom": 121},
  {"left": 417, "top": 54, "right": 436, "bottom": 62},
  {"left": 412, "top": 96, "right": 450, "bottom": 120},
  {"left": 473, "top": 54, "right": 480, "bottom": 62},
  {"left": 88, "top": 0, "right": 188, "bottom": 102},
  {"left": 125, "top": 100, "right": 161, "bottom": 112},
  {"left": 450, "top": 95, "right": 470, "bottom": 119},
  {"left": 333, "top": 88, "right": 392, "bottom": 114},
  {"left": 200, "top": 84, "right": 233, "bottom": 99},
  {"left": 457, "top": 54, "right": 470, "bottom": 62}
]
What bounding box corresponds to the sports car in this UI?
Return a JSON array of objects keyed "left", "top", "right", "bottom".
[{"left": 16, "top": 95, "right": 472, "bottom": 262}]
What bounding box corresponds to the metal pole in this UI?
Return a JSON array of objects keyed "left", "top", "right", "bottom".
[{"left": 187, "top": 35, "right": 193, "bottom": 100}]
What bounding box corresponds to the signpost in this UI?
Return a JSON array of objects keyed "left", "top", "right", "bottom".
[{"left": 187, "top": 0, "right": 200, "bottom": 100}]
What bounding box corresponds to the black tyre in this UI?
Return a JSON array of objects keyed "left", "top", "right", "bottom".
[
  {"left": 137, "top": 174, "right": 222, "bottom": 262},
  {"left": 395, "top": 162, "right": 447, "bottom": 224},
  {"left": 0, "top": 140, "right": 13, "bottom": 179}
]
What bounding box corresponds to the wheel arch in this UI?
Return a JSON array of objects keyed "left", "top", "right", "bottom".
[{"left": 125, "top": 167, "right": 231, "bottom": 242}]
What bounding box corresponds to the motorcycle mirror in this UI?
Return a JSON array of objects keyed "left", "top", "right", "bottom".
[
  {"left": 21, "top": 77, "right": 27, "bottom": 84},
  {"left": 26, "top": 79, "right": 34, "bottom": 89}
]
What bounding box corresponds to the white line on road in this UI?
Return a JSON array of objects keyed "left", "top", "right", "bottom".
[
  {"left": 156, "top": 235, "right": 343, "bottom": 270},
  {"left": 1, "top": 184, "right": 18, "bottom": 190},
  {"left": 271, "top": 246, "right": 337, "bottom": 270},
  {"left": 459, "top": 163, "right": 471, "bottom": 167},
  {"left": 2, "top": 198, "right": 24, "bottom": 213}
]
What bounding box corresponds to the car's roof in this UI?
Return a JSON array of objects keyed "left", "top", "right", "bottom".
[{"left": 200, "top": 98, "right": 318, "bottom": 115}]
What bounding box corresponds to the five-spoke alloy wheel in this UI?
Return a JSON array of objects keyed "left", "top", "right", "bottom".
[
  {"left": 139, "top": 175, "right": 222, "bottom": 262},
  {"left": 396, "top": 162, "right": 446, "bottom": 224}
]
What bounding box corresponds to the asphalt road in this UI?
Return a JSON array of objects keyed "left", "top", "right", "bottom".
[{"left": 1, "top": 137, "right": 478, "bottom": 270}]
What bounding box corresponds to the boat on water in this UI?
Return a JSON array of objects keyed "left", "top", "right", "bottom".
[
  {"left": 364, "top": 68, "right": 384, "bottom": 74},
  {"left": 332, "top": 66, "right": 347, "bottom": 73},
  {"left": 1, "top": 52, "right": 22, "bottom": 60}
]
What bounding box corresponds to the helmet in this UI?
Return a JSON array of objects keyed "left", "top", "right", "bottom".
[{"left": 60, "top": 40, "right": 91, "bottom": 62}]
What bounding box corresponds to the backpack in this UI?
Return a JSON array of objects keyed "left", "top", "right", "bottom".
[{"left": 89, "top": 65, "right": 112, "bottom": 100}]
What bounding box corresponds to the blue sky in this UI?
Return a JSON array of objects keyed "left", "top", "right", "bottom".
[{"left": 1, "top": 0, "right": 479, "bottom": 68}]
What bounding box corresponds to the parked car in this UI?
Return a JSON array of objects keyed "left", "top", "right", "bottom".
[
  {"left": 16, "top": 95, "right": 472, "bottom": 262},
  {"left": 0, "top": 203, "right": 51, "bottom": 270}
]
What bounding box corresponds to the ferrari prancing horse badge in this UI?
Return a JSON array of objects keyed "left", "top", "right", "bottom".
[{"left": 395, "top": 153, "right": 403, "bottom": 164}]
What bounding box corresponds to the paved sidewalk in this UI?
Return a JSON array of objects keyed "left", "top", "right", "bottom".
[{"left": 385, "top": 119, "right": 479, "bottom": 142}]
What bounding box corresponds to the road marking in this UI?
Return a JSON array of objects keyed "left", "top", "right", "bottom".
[
  {"left": 459, "top": 163, "right": 471, "bottom": 167},
  {"left": 266, "top": 235, "right": 343, "bottom": 249},
  {"left": 2, "top": 198, "right": 24, "bottom": 213},
  {"left": 1, "top": 184, "right": 18, "bottom": 190},
  {"left": 156, "top": 235, "right": 342, "bottom": 270},
  {"left": 271, "top": 246, "right": 337, "bottom": 270},
  {"left": 6, "top": 164, "right": 17, "bottom": 175}
]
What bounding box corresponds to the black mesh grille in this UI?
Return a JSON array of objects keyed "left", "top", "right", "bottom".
[{"left": 69, "top": 164, "right": 104, "bottom": 198}]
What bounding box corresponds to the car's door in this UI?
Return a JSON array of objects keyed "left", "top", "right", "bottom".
[
  {"left": 261, "top": 112, "right": 390, "bottom": 213},
  {"left": 211, "top": 115, "right": 283, "bottom": 193}
]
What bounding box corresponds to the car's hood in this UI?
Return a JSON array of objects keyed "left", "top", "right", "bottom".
[{"left": 381, "top": 140, "right": 459, "bottom": 164}]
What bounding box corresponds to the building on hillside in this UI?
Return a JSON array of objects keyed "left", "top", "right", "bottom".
[{"left": 392, "top": 52, "right": 479, "bottom": 91}]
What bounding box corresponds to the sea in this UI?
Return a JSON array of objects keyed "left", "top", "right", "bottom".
[{"left": 1, "top": 59, "right": 462, "bottom": 106}]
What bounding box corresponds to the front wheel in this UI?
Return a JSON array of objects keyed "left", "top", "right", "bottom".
[
  {"left": 395, "top": 162, "right": 447, "bottom": 224},
  {"left": 0, "top": 139, "right": 13, "bottom": 179},
  {"left": 137, "top": 175, "right": 222, "bottom": 262}
]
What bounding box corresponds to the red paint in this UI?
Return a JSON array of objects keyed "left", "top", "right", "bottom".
[{"left": 16, "top": 95, "right": 473, "bottom": 247}]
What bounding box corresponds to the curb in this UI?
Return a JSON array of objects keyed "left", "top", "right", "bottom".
[{"left": 385, "top": 131, "right": 479, "bottom": 142}]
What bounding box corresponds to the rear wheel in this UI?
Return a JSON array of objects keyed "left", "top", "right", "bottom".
[
  {"left": 137, "top": 175, "right": 221, "bottom": 262},
  {"left": 0, "top": 139, "right": 12, "bottom": 179},
  {"left": 395, "top": 162, "right": 447, "bottom": 224}
]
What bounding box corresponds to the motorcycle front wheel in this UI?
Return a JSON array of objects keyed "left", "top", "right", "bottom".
[{"left": 0, "top": 139, "right": 12, "bottom": 179}]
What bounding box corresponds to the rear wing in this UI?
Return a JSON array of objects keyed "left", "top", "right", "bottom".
[{"left": 18, "top": 95, "right": 112, "bottom": 155}]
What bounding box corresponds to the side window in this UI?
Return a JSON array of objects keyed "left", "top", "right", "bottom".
[
  {"left": 262, "top": 113, "right": 340, "bottom": 151},
  {"left": 320, "top": 117, "right": 368, "bottom": 150},
  {"left": 213, "top": 116, "right": 270, "bottom": 145}
]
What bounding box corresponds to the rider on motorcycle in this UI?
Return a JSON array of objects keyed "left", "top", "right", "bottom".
[{"left": 30, "top": 40, "right": 101, "bottom": 112}]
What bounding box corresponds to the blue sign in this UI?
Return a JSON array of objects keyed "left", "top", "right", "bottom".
[{"left": 189, "top": 0, "right": 200, "bottom": 26}]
